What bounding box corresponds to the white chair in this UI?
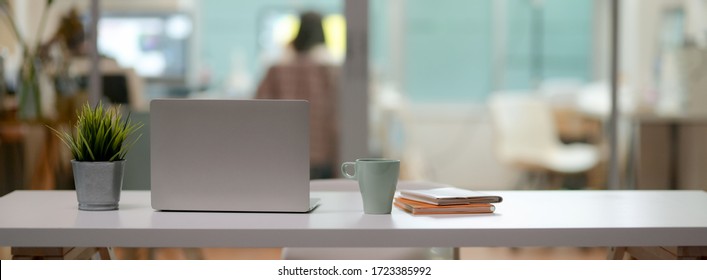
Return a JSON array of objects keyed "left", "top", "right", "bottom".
[
  {"left": 489, "top": 92, "right": 599, "bottom": 189},
  {"left": 281, "top": 179, "right": 454, "bottom": 260}
]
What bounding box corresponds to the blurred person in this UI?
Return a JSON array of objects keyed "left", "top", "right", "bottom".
[{"left": 256, "top": 11, "right": 338, "bottom": 179}]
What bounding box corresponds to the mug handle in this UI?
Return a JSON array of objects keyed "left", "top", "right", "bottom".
[{"left": 341, "top": 162, "right": 356, "bottom": 179}]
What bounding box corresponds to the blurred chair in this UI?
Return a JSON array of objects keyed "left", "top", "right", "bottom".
[
  {"left": 489, "top": 92, "right": 599, "bottom": 189},
  {"left": 281, "top": 179, "right": 454, "bottom": 260}
]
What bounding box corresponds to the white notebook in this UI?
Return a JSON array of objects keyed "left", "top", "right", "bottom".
[{"left": 399, "top": 187, "right": 503, "bottom": 206}]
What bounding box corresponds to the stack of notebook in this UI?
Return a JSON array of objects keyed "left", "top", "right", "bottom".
[{"left": 394, "top": 187, "right": 503, "bottom": 215}]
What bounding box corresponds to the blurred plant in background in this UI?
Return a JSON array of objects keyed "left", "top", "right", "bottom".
[{"left": 0, "top": 0, "right": 55, "bottom": 121}]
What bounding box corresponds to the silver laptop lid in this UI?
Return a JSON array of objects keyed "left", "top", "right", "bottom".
[{"left": 150, "top": 99, "right": 311, "bottom": 212}]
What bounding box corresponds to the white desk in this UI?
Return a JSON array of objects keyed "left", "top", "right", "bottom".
[{"left": 1, "top": 190, "right": 707, "bottom": 250}]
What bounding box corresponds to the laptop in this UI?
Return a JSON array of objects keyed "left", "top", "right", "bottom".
[{"left": 150, "top": 99, "right": 319, "bottom": 212}]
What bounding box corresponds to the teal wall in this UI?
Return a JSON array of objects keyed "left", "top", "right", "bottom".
[
  {"left": 541, "top": 0, "right": 593, "bottom": 82},
  {"left": 369, "top": 0, "right": 391, "bottom": 81},
  {"left": 398, "top": 0, "right": 593, "bottom": 102},
  {"left": 403, "top": 0, "right": 493, "bottom": 103},
  {"left": 200, "top": 0, "right": 592, "bottom": 102},
  {"left": 200, "top": 0, "right": 342, "bottom": 86},
  {"left": 504, "top": 0, "right": 593, "bottom": 89}
]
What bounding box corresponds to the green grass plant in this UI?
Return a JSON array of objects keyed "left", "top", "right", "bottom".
[{"left": 50, "top": 102, "right": 143, "bottom": 162}]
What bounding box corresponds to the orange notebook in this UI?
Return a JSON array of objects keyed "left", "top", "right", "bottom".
[{"left": 394, "top": 197, "right": 495, "bottom": 215}]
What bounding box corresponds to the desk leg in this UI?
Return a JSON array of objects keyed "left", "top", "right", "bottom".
[
  {"left": 184, "top": 248, "right": 204, "bottom": 260},
  {"left": 608, "top": 246, "right": 707, "bottom": 260},
  {"left": 11, "top": 247, "right": 114, "bottom": 260},
  {"left": 96, "top": 247, "right": 115, "bottom": 260},
  {"left": 675, "top": 246, "right": 707, "bottom": 259},
  {"left": 607, "top": 247, "right": 627, "bottom": 260}
]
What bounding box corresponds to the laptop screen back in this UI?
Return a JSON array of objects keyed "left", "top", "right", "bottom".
[{"left": 150, "top": 99, "right": 310, "bottom": 212}]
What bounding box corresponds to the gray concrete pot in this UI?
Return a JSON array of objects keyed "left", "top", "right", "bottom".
[{"left": 72, "top": 160, "right": 125, "bottom": 211}]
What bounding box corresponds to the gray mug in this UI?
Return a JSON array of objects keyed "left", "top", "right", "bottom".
[{"left": 341, "top": 159, "right": 400, "bottom": 214}]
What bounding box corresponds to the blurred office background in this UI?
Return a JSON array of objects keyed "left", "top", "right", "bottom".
[
  {"left": 3, "top": 0, "right": 706, "bottom": 193},
  {"left": 1, "top": 0, "right": 707, "bottom": 259},
  {"left": 0, "top": 0, "right": 707, "bottom": 193}
]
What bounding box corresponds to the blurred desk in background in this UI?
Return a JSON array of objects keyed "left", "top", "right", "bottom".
[
  {"left": 0, "top": 122, "right": 73, "bottom": 194},
  {"left": 633, "top": 113, "right": 707, "bottom": 190},
  {"left": 0, "top": 122, "right": 26, "bottom": 196}
]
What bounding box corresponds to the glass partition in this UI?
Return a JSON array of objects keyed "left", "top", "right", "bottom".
[
  {"left": 3, "top": 0, "right": 705, "bottom": 193},
  {"left": 369, "top": 0, "right": 602, "bottom": 190}
]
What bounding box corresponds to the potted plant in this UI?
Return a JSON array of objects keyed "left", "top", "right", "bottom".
[{"left": 50, "top": 102, "right": 142, "bottom": 210}]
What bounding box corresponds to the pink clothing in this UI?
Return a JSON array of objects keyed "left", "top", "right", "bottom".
[{"left": 255, "top": 56, "right": 339, "bottom": 169}]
